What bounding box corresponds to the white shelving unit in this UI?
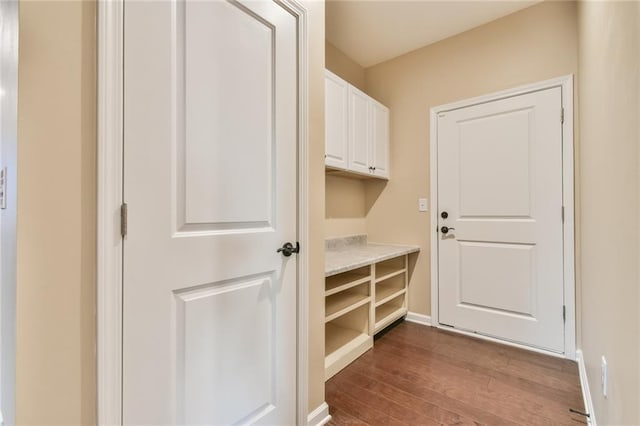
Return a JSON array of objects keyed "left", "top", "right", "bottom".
[{"left": 324, "top": 255, "right": 409, "bottom": 380}]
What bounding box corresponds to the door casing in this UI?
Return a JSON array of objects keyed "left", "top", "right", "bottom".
[
  {"left": 429, "top": 76, "right": 576, "bottom": 360},
  {"left": 96, "top": 1, "right": 310, "bottom": 423}
]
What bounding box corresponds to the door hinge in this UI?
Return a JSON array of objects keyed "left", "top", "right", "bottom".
[
  {"left": 563, "top": 305, "right": 566, "bottom": 322},
  {"left": 562, "top": 206, "right": 565, "bottom": 222},
  {"left": 561, "top": 107, "right": 565, "bottom": 124},
  {"left": 0, "top": 167, "right": 7, "bottom": 210},
  {"left": 120, "top": 203, "right": 128, "bottom": 238}
]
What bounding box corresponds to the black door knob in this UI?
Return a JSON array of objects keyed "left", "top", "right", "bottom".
[
  {"left": 277, "top": 242, "right": 300, "bottom": 257},
  {"left": 441, "top": 211, "right": 448, "bottom": 219},
  {"left": 441, "top": 226, "right": 455, "bottom": 234}
]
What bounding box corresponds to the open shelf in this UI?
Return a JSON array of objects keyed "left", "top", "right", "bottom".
[
  {"left": 375, "top": 273, "right": 405, "bottom": 305},
  {"left": 325, "top": 322, "right": 372, "bottom": 380},
  {"left": 375, "top": 288, "right": 406, "bottom": 307},
  {"left": 325, "top": 269, "right": 370, "bottom": 296},
  {"left": 325, "top": 285, "right": 370, "bottom": 322},
  {"left": 325, "top": 322, "right": 368, "bottom": 359},
  {"left": 375, "top": 257, "right": 406, "bottom": 282},
  {"left": 375, "top": 294, "right": 407, "bottom": 333},
  {"left": 375, "top": 266, "right": 406, "bottom": 283}
]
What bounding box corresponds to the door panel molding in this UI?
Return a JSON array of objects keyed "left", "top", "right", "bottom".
[
  {"left": 430, "top": 75, "right": 575, "bottom": 360},
  {"left": 97, "top": 0, "right": 309, "bottom": 424}
]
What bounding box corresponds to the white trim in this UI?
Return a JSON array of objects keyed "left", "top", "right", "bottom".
[
  {"left": 576, "top": 350, "right": 596, "bottom": 425},
  {"left": 429, "top": 75, "right": 576, "bottom": 359},
  {"left": 405, "top": 312, "right": 432, "bottom": 326},
  {"left": 307, "top": 402, "right": 331, "bottom": 426},
  {"left": 97, "top": 0, "right": 124, "bottom": 424},
  {"left": 560, "top": 76, "right": 576, "bottom": 360},
  {"left": 97, "top": 1, "right": 309, "bottom": 424},
  {"left": 273, "top": 0, "right": 310, "bottom": 424},
  {"left": 429, "top": 109, "right": 439, "bottom": 333},
  {"left": 430, "top": 75, "right": 574, "bottom": 114}
]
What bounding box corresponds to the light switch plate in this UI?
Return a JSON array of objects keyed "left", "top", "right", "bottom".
[{"left": 418, "top": 198, "right": 428, "bottom": 212}]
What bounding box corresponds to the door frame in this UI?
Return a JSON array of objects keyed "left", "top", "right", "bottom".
[
  {"left": 96, "top": 1, "right": 310, "bottom": 424},
  {"left": 429, "top": 75, "right": 576, "bottom": 360}
]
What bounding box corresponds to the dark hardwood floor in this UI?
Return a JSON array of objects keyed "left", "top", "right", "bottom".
[{"left": 326, "top": 321, "right": 586, "bottom": 426}]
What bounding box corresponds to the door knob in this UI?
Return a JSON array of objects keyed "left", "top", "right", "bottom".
[
  {"left": 440, "top": 226, "right": 455, "bottom": 234},
  {"left": 277, "top": 242, "right": 300, "bottom": 257}
]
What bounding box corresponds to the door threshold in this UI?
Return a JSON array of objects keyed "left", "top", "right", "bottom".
[{"left": 432, "top": 322, "right": 570, "bottom": 360}]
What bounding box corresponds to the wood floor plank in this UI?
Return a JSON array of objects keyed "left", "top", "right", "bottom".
[
  {"left": 328, "top": 406, "right": 370, "bottom": 426},
  {"left": 326, "top": 321, "right": 585, "bottom": 426},
  {"left": 326, "top": 385, "right": 409, "bottom": 426}
]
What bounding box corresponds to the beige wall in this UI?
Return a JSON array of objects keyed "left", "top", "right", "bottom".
[
  {"left": 364, "top": 1, "right": 578, "bottom": 315},
  {"left": 578, "top": 1, "right": 639, "bottom": 423},
  {"left": 325, "top": 41, "right": 365, "bottom": 91},
  {"left": 325, "top": 175, "right": 367, "bottom": 238},
  {"left": 16, "top": 1, "right": 96, "bottom": 424},
  {"left": 325, "top": 43, "right": 368, "bottom": 238},
  {"left": 305, "top": 0, "right": 327, "bottom": 413}
]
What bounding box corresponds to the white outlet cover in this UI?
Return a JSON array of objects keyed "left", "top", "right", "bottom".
[{"left": 418, "top": 198, "right": 428, "bottom": 212}]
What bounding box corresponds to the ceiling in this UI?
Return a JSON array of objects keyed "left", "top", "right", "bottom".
[{"left": 326, "top": 0, "right": 541, "bottom": 68}]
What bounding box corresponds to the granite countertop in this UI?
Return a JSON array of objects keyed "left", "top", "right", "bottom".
[{"left": 325, "top": 234, "right": 420, "bottom": 277}]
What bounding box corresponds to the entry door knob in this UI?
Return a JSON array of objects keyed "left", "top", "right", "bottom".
[
  {"left": 441, "top": 226, "right": 455, "bottom": 234},
  {"left": 277, "top": 242, "right": 300, "bottom": 257}
]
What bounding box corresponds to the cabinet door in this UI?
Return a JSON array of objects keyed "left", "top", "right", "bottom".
[
  {"left": 348, "top": 86, "right": 371, "bottom": 175},
  {"left": 371, "top": 101, "right": 389, "bottom": 178},
  {"left": 324, "top": 71, "right": 348, "bottom": 169}
]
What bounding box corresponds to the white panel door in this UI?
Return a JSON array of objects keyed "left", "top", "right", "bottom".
[
  {"left": 325, "top": 70, "right": 348, "bottom": 169},
  {"left": 348, "top": 86, "right": 371, "bottom": 175},
  {"left": 123, "top": 1, "right": 298, "bottom": 424},
  {"left": 370, "top": 101, "right": 389, "bottom": 178},
  {"left": 437, "top": 87, "right": 564, "bottom": 353}
]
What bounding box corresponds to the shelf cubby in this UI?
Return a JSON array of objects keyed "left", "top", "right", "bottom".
[
  {"left": 325, "top": 283, "right": 370, "bottom": 323},
  {"left": 375, "top": 273, "right": 406, "bottom": 306},
  {"left": 375, "top": 293, "right": 407, "bottom": 333},
  {"left": 325, "top": 267, "right": 370, "bottom": 296},
  {"left": 325, "top": 304, "right": 372, "bottom": 380},
  {"left": 375, "top": 256, "right": 406, "bottom": 282}
]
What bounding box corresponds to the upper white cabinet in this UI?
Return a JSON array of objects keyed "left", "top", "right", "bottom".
[
  {"left": 325, "top": 70, "right": 390, "bottom": 179},
  {"left": 348, "top": 86, "right": 371, "bottom": 175},
  {"left": 370, "top": 99, "right": 390, "bottom": 179},
  {"left": 325, "top": 71, "right": 349, "bottom": 169}
]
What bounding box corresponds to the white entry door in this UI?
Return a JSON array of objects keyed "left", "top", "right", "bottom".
[
  {"left": 123, "top": 1, "right": 299, "bottom": 424},
  {"left": 437, "top": 87, "right": 565, "bottom": 353}
]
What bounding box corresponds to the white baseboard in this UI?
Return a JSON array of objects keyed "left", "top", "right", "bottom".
[
  {"left": 576, "top": 349, "right": 596, "bottom": 425},
  {"left": 308, "top": 402, "right": 331, "bottom": 426},
  {"left": 405, "top": 312, "right": 431, "bottom": 326}
]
